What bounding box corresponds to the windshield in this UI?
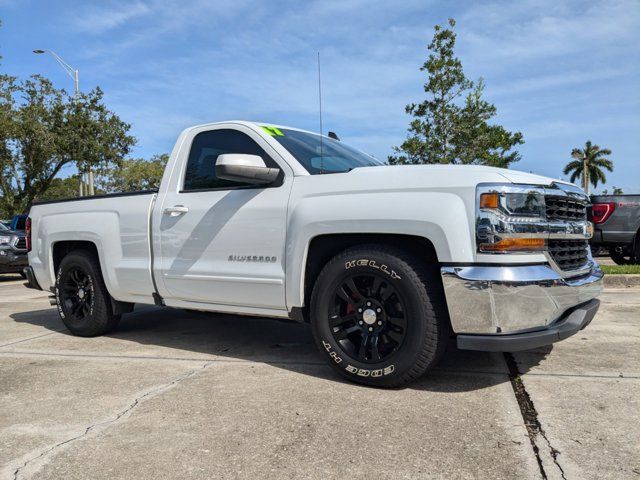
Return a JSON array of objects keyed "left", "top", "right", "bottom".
[
  {"left": 0, "top": 223, "right": 7, "bottom": 231},
  {"left": 268, "top": 128, "right": 384, "bottom": 174}
]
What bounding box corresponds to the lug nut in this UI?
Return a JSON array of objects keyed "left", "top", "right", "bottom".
[
  {"left": 366, "top": 301, "right": 371, "bottom": 306},
  {"left": 378, "top": 321, "right": 382, "bottom": 325},
  {"left": 368, "top": 327, "right": 373, "bottom": 332},
  {"left": 376, "top": 308, "right": 381, "bottom": 313},
  {"left": 358, "top": 308, "right": 362, "bottom": 313},
  {"left": 359, "top": 320, "right": 363, "bottom": 325}
]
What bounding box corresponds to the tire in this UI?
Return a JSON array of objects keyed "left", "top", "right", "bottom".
[
  {"left": 610, "top": 248, "right": 633, "bottom": 265},
  {"left": 310, "top": 245, "right": 448, "bottom": 388},
  {"left": 55, "top": 250, "right": 120, "bottom": 337}
]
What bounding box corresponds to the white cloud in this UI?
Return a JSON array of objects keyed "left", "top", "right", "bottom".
[
  {"left": 486, "top": 68, "right": 629, "bottom": 98},
  {"left": 72, "top": 1, "right": 151, "bottom": 34},
  {"left": 461, "top": 1, "right": 638, "bottom": 51},
  {"left": 47, "top": 0, "right": 639, "bottom": 189}
]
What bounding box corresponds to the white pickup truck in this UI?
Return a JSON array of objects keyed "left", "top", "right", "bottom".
[{"left": 24, "top": 121, "right": 603, "bottom": 387}]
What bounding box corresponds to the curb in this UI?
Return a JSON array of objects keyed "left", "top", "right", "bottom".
[{"left": 604, "top": 274, "right": 640, "bottom": 288}]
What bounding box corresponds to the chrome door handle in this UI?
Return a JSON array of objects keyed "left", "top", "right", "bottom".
[{"left": 164, "top": 205, "right": 189, "bottom": 216}]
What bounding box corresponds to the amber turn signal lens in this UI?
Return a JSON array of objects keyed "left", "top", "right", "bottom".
[
  {"left": 480, "top": 192, "right": 499, "bottom": 209},
  {"left": 480, "top": 238, "right": 545, "bottom": 252}
]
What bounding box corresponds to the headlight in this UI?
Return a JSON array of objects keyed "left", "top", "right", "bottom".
[
  {"left": 479, "top": 191, "right": 545, "bottom": 219},
  {"left": 476, "top": 184, "right": 547, "bottom": 253},
  {"left": 0, "top": 235, "right": 11, "bottom": 245}
]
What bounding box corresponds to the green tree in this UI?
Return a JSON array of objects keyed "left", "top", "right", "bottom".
[
  {"left": 563, "top": 140, "right": 613, "bottom": 195},
  {"left": 32, "top": 175, "right": 104, "bottom": 202},
  {"left": 612, "top": 186, "right": 623, "bottom": 195},
  {"left": 0, "top": 75, "right": 135, "bottom": 216},
  {"left": 390, "top": 19, "right": 523, "bottom": 167},
  {"left": 37, "top": 175, "right": 82, "bottom": 201},
  {"left": 99, "top": 154, "right": 168, "bottom": 193}
]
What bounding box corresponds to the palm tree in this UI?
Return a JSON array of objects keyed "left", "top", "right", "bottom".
[{"left": 563, "top": 141, "right": 613, "bottom": 194}]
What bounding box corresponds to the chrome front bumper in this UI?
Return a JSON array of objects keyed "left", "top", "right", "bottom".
[{"left": 440, "top": 263, "right": 604, "bottom": 335}]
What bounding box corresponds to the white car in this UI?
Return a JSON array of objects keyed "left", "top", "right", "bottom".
[{"left": 24, "top": 121, "right": 603, "bottom": 387}]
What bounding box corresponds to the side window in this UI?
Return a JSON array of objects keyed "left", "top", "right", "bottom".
[{"left": 183, "top": 129, "right": 276, "bottom": 191}]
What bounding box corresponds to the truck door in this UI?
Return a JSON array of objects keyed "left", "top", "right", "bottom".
[{"left": 154, "top": 125, "right": 293, "bottom": 311}]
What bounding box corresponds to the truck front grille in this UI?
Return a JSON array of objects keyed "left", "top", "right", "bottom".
[
  {"left": 545, "top": 196, "right": 587, "bottom": 222},
  {"left": 545, "top": 195, "right": 590, "bottom": 272},
  {"left": 548, "top": 239, "right": 590, "bottom": 272}
]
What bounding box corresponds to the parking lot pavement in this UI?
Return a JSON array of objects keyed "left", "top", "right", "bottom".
[
  {"left": 595, "top": 257, "right": 616, "bottom": 266},
  {"left": 512, "top": 289, "right": 640, "bottom": 480},
  {"left": 0, "top": 276, "right": 638, "bottom": 479}
]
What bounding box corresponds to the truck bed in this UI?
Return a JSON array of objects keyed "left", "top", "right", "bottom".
[
  {"left": 31, "top": 189, "right": 158, "bottom": 206},
  {"left": 28, "top": 191, "right": 158, "bottom": 304}
]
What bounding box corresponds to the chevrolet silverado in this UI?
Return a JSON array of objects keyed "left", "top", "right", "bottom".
[{"left": 24, "top": 121, "right": 603, "bottom": 387}]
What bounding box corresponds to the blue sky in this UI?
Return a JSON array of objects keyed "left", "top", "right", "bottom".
[{"left": 1, "top": 0, "right": 639, "bottom": 192}]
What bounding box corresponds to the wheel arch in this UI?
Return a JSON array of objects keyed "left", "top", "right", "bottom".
[
  {"left": 52, "top": 241, "right": 134, "bottom": 315},
  {"left": 294, "top": 233, "right": 441, "bottom": 322},
  {"left": 52, "top": 240, "right": 100, "bottom": 275}
]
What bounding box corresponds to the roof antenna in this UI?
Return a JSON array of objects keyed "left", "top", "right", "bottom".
[{"left": 317, "top": 51, "right": 324, "bottom": 174}]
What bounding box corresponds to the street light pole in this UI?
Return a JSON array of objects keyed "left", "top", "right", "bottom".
[
  {"left": 33, "top": 49, "right": 92, "bottom": 195},
  {"left": 33, "top": 49, "right": 79, "bottom": 98},
  {"left": 73, "top": 68, "right": 79, "bottom": 98}
]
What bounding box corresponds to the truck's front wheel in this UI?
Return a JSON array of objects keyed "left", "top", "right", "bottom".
[
  {"left": 55, "top": 250, "right": 121, "bottom": 337},
  {"left": 310, "top": 245, "right": 448, "bottom": 387}
]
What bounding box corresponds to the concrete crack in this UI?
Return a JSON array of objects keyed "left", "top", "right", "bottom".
[
  {"left": 10, "top": 361, "right": 214, "bottom": 480},
  {"left": 0, "top": 330, "right": 65, "bottom": 348},
  {"left": 504, "top": 353, "right": 567, "bottom": 480}
]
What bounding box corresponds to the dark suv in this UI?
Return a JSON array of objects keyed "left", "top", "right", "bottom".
[
  {"left": 590, "top": 194, "right": 640, "bottom": 264},
  {"left": 0, "top": 221, "right": 28, "bottom": 276}
]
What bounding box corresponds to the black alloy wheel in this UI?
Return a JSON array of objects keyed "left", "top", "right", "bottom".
[
  {"left": 59, "top": 267, "right": 94, "bottom": 320},
  {"left": 310, "top": 245, "right": 449, "bottom": 388},
  {"left": 330, "top": 273, "right": 407, "bottom": 363},
  {"left": 55, "top": 250, "right": 121, "bottom": 337}
]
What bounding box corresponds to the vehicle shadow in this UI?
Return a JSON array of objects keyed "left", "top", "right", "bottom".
[
  {"left": 0, "top": 274, "right": 22, "bottom": 283},
  {"left": 10, "top": 305, "right": 553, "bottom": 392}
]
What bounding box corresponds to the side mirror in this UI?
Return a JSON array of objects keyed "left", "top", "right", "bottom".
[{"left": 215, "top": 154, "right": 280, "bottom": 185}]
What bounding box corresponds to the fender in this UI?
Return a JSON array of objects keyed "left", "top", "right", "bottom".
[{"left": 285, "top": 190, "right": 472, "bottom": 309}]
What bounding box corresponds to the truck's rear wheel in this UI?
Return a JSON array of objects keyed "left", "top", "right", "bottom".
[
  {"left": 310, "top": 245, "right": 448, "bottom": 388},
  {"left": 55, "top": 250, "right": 120, "bottom": 337}
]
